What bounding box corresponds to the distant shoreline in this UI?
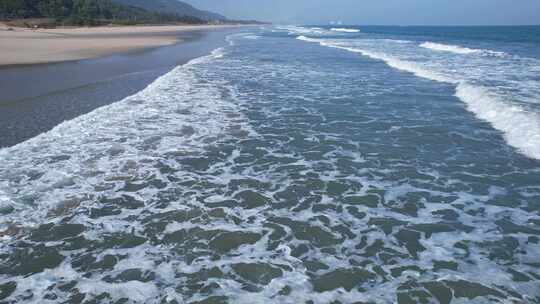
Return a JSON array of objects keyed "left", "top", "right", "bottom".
[{"left": 0, "top": 23, "right": 248, "bottom": 66}]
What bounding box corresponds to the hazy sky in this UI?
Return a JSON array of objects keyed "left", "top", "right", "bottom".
[{"left": 184, "top": 0, "right": 540, "bottom": 25}]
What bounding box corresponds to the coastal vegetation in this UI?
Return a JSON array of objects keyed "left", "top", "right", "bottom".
[
  {"left": 0, "top": 0, "right": 207, "bottom": 26},
  {"left": 112, "top": 0, "right": 225, "bottom": 22}
]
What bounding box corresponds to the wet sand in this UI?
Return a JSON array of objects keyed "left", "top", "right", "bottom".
[
  {"left": 0, "top": 24, "right": 236, "bottom": 66},
  {"left": 0, "top": 27, "right": 245, "bottom": 147}
]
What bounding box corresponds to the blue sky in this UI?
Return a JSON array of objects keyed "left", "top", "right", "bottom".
[{"left": 185, "top": 0, "right": 540, "bottom": 25}]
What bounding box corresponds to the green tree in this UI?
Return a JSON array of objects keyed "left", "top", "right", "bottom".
[{"left": 0, "top": 0, "right": 205, "bottom": 25}]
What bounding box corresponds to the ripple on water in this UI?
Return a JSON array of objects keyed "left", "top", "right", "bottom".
[{"left": 0, "top": 31, "right": 539, "bottom": 304}]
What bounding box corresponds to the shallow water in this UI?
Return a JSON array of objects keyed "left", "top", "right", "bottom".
[
  {"left": 0, "top": 26, "right": 539, "bottom": 303},
  {"left": 0, "top": 29, "right": 234, "bottom": 147}
]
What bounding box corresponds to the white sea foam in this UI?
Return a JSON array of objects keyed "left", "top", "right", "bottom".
[
  {"left": 456, "top": 83, "right": 540, "bottom": 159},
  {"left": 420, "top": 41, "right": 506, "bottom": 56},
  {"left": 78, "top": 281, "right": 159, "bottom": 302},
  {"left": 278, "top": 25, "right": 328, "bottom": 36},
  {"left": 420, "top": 42, "right": 481, "bottom": 54},
  {"left": 380, "top": 39, "right": 411, "bottom": 44},
  {"left": 281, "top": 26, "right": 360, "bottom": 37},
  {"left": 298, "top": 36, "right": 451, "bottom": 83},
  {"left": 330, "top": 27, "right": 360, "bottom": 33},
  {"left": 297, "top": 35, "right": 319, "bottom": 43},
  {"left": 0, "top": 29, "right": 538, "bottom": 303},
  {"left": 0, "top": 46, "right": 242, "bottom": 228},
  {"left": 0, "top": 39, "right": 267, "bottom": 302},
  {"left": 297, "top": 36, "right": 540, "bottom": 160}
]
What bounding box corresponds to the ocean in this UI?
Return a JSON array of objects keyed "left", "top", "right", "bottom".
[{"left": 0, "top": 25, "right": 539, "bottom": 303}]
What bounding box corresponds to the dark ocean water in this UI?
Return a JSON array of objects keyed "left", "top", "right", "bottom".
[{"left": 0, "top": 26, "right": 539, "bottom": 303}]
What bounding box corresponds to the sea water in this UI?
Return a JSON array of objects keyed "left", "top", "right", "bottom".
[{"left": 0, "top": 26, "right": 539, "bottom": 303}]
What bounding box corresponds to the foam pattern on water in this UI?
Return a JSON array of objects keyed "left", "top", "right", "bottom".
[
  {"left": 296, "top": 31, "right": 540, "bottom": 160},
  {"left": 331, "top": 28, "right": 361, "bottom": 33},
  {"left": 0, "top": 28, "right": 539, "bottom": 304},
  {"left": 419, "top": 42, "right": 506, "bottom": 56}
]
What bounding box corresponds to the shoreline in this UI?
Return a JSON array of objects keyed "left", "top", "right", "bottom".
[
  {"left": 0, "top": 24, "right": 242, "bottom": 66},
  {"left": 0, "top": 27, "right": 243, "bottom": 147}
]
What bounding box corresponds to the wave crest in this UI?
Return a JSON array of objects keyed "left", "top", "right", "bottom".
[
  {"left": 456, "top": 84, "right": 540, "bottom": 159},
  {"left": 297, "top": 36, "right": 540, "bottom": 160},
  {"left": 420, "top": 42, "right": 506, "bottom": 56},
  {"left": 420, "top": 42, "right": 480, "bottom": 54},
  {"left": 331, "top": 28, "right": 360, "bottom": 33}
]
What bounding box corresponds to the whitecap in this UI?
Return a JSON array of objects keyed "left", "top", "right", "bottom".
[
  {"left": 456, "top": 83, "right": 540, "bottom": 159},
  {"left": 420, "top": 42, "right": 481, "bottom": 54},
  {"left": 330, "top": 27, "right": 360, "bottom": 33},
  {"left": 297, "top": 36, "right": 540, "bottom": 160},
  {"left": 420, "top": 41, "right": 506, "bottom": 56}
]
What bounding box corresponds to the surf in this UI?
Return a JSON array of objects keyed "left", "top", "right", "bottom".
[
  {"left": 297, "top": 36, "right": 540, "bottom": 160},
  {"left": 420, "top": 41, "right": 506, "bottom": 56},
  {"left": 2, "top": 26, "right": 540, "bottom": 304},
  {"left": 420, "top": 41, "right": 480, "bottom": 54},
  {"left": 331, "top": 27, "right": 360, "bottom": 33},
  {"left": 0, "top": 46, "right": 240, "bottom": 229}
]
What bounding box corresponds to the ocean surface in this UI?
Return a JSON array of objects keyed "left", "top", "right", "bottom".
[{"left": 1, "top": 25, "right": 540, "bottom": 303}]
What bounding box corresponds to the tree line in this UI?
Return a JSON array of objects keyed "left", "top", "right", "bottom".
[{"left": 0, "top": 0, "right": 205, "bottom": 25}]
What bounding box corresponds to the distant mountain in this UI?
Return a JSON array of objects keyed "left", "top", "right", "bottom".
[{"left": 111, "top": 0, "right": 226, "bottom": 21}]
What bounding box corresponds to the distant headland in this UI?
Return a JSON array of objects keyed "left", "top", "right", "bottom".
[{"left": 0, "top": 0, "right": 264, "bottom": 27}]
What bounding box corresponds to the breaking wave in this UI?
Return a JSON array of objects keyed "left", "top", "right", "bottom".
[
  {"left": 420, "top": 42, "right": 481, "bottom": 54},
  {"left": 420, "top": 41, "right": 506, "bottom": 56},
  {"left": 330, "top": 28, "right": 360, "bottom": 33},
  {"left": 298, "top": 36, "right": 540, "bottom": 160}
]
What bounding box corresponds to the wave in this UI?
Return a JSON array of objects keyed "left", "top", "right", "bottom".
[
  {"left": 420, "top": 41, "right": 506, "bottom": 56},
  {"left": 456, "top": 84, "right": 540, "bottom": 159},
  {"left": 297, "top": 36, "right": 540, "bottom": 160},
  {"left": 283, "top": 26, "right": 360, "bottom": 38},
  {"left": 297, "top": 35, "right": 319, "bottom": 43},
  {"left": 331, "top": 27, "right": 360, "bottom": 33},
  {"left": 380, "top": 39, "right": 411, "bottom": 44},
  {"left": 297, "top": 36, "right": 451, "bottom": 83},
  {"left": 420, "top": 42, "right": 480, "bottom": 54},
  {"left": 278, "top": 25, "right": 328, "bottom": 36},
  {"left": 0, "top": 46, "right": 246, "bottom": 227}
]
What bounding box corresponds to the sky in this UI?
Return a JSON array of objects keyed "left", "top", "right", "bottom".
[{"left": 184, "top": 0, "right": 540, "bottom": 25}]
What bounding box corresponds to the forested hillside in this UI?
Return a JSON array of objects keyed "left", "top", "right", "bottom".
[
  {"left": 112, "top": 0, "right": 225, "bottom": 22},
  {"left": 0, "top": 0, "right": 206, "bottom": 25}
]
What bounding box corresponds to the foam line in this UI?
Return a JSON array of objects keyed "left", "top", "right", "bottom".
[
  {"left": 331, "top": 28, "right": 360, "bottom": 33},
  {"left": 420, "top": 41, "right": 506, "bottom": 56},
  {"left": 297, "top": 36, "right": 540, "bottom": 160}
]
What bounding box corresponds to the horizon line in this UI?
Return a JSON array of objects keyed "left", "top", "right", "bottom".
[{"left": 283, "top": 23, "right": 540, "bottom": 27}]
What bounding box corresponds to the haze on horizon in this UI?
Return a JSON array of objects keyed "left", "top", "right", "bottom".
[{"left": 185, "top": 0, "right": 540, "bottom": 25}]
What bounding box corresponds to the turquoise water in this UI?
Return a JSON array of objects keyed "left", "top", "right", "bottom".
[{"left": 0, "top": 26, "right": 539, "bottom": 303}]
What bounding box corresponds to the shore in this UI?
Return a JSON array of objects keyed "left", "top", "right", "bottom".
[
  {"left": 0, "top": 24, "right": 237, "bottom": 66},
  {"left": 0, "top": 27, "right": 243, "bottom": 147}
]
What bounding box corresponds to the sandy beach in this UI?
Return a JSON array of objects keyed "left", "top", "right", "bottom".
[
  {"left": 0, "top": 24, "right": 235, "bottom": 66},
  {"left": 0, "top": 27, "right": 241, "bottom": 146}
]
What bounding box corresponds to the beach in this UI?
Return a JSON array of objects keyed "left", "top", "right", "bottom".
[
  {"left": 0, "top": 24, "right": 236, "bottom": 66},
  {"left": 0, "top": 26, "right": 244, "bottom": 147}
]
